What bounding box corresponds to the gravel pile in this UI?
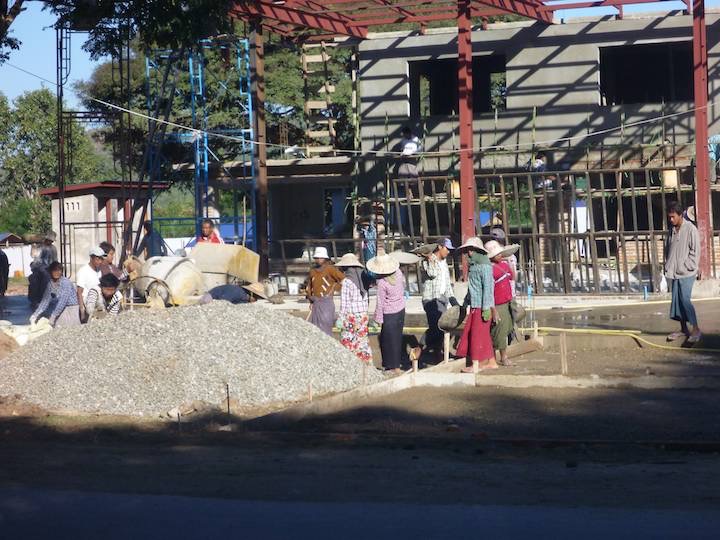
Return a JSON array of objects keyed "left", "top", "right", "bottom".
[{"left": 0, "top": 302, "right": 383, "bottom": 416}]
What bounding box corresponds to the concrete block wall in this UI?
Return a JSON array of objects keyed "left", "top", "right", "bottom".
[{"left": 357, "top": 13, "right": 720, "bottom": 197}]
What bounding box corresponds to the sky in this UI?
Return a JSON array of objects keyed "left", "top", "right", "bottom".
[
  {"left": 0, "top": 2, "right": 95, "bottom": 109},
  {"left": 0, "top": 0, "right": 717, "bottom": 110}
]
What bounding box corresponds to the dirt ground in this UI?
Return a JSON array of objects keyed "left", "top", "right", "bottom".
[
  {"left": 275, "top": 386, "right": 720, "bottom": 442},
  {"left": 1, "top": 297, "right": 719, "bottom": 511}
]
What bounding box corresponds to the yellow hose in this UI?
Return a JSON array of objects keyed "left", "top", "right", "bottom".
[
  {"left": 365, "top": 325, "right": 720, "bottom": 354},
  {"left": 535, "top": 326, "right": 720, "bottom": 353},
  {"left": 536, "top": 326, "right": 641, "bottom": 335},
  {"left": 528, "top": 296, "right": 720, "bottom": 312}
]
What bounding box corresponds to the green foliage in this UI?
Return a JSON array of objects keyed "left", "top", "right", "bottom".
[
  {"left": 45, "top": 1, "right": 232, "bottom": 59},
  {"left": 0, "top": 197, "right": 50, "bottom": 236},
  {"left": 152, "top": 187, "right": 196, "bottom": 236},
  {"left": 0, "top": 89, "right": 111, "bottom": 233},
  {"left": 265, "top": 45, "right": 304, "bottom": 112},
  {"left": 0, "top": 0, "right": 24, "bottom": 63}
]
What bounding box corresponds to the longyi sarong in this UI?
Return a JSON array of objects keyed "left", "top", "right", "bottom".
[
  {"left": 310, "top": 295, "right": 335, "bottom": 336},
  {"left": 379, "top": 309, "right": 405, "bottom": 370},
  {"left": 491, "top": 302, "right": 513, "bottom": 351},
  {"left": 669, "top": 276, "right": 698, "bottom": 326},
  {"left": 55, "top": 305, "right": 81, "bottom": 328},
  {"left": 456, "top": 308, "right": 493, "bottom": 362}
]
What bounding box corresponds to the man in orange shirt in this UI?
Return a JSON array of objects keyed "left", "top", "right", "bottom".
[{"left": 197, "top": 219, "right": 225, "bottom": 244}]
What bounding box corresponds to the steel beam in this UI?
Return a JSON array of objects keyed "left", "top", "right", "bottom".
[
  {"left": 251, "top": 22, "right": 270, "bottom": 277},
  {"left": 231, "top": 0, "right": 368, "bottom": 38},
  {"left": 693, "top": 0, "right": 712, "bottom": 278},
  {"left": 348, "top": 9, "right": 504, "bottom": 26},
  {"left": 476, "top": 0, "right": 554, "bottom": 23},
  {"left": 458, "top": 0, "right": 476, "bottom": 251},
  {"left": 538, "top": 0, "right": 666, "bottom": 11}
]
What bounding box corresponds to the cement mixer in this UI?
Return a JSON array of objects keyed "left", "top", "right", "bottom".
[
  {"left": 133, "top": 256, "right": 207, "bottom": 306},
  {"left": 126, "top": 244, "right": 260, "bottom": 307}
]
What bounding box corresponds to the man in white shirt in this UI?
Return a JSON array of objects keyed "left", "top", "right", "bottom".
[{"left": 76, "top": 247, "right": 105, "bottom": 322}]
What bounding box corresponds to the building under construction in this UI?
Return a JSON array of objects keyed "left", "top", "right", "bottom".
[
  {"left": 353, "top": 10, "right": 720, "bottom": 294},
  {"left": 52, "top": 1, "right": 719, "bottom": 295}
]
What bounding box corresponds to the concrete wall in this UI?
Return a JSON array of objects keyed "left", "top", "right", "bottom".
[
  {"left": 357, "top": 13, "right": 720, "bottom": 195},
  {"left": 52, "top": 194, "right": 100, "bottom": 278},
  {"left": 51, "top": 194, "right": 152, "bottom": 278},
  {"left": 1, "top": 245, "right": 32, "bottom": 277}
]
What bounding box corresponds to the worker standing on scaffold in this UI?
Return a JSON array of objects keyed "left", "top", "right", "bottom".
[{"left": 392, "top": 126, "right": 422, "bottom": 233}]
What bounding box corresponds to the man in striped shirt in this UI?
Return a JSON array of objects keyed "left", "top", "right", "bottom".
[
  {"left": 85, "top": 273, "right": 123, "bottom": 321},
  {"left": 420, "top": 238, "right": 459, "bottom": 357}
]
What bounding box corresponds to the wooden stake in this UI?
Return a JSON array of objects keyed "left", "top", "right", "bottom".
[{"left": 560, "top": 332, "right": 569, "bottom": 375}]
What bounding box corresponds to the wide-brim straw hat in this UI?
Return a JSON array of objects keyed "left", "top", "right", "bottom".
[
  {"left": 366, "top": 254, "right": 400, "bottom": 276},
  {"left": 485, "top": 240, "right": 520, "bottom": 259},
  {"left": 242, "top": 281, "right": 268, "bottom": 299},
  {"left": 411, "top": 243, "right": 438, "bottom": 256},
  {"left": 457, "top": 237, "right": 487, "bottom": 252},
  {"left": 438, "top": 305, "right": 466, "bottom": 332},
  {"left": 686, "top": 205, "right": 696, "bottom": 222},
  {"left": 389, "top": 250, "right": 420, "bottom": 265},
  {"left": 335, "top": 253, "right": 364, "bottom": 268}
]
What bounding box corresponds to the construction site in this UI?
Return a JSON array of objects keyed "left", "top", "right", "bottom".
[{"left": 1, "top": 0, "right": 720, "bottom": 537}]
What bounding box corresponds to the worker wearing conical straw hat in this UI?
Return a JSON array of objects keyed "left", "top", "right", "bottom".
[
  {"left": 485, "top": 240, "right": 519, "bottom": 367},
  {"left": 367, "top": 253, "right": 405, "bottom": 374},
  {"left": 455, "top": 237, "right": 497, "bottom": 373},
  {"left": 336, "top": 253, "right": 372, "bottom": 364}
]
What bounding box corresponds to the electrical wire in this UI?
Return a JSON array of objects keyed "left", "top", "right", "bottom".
[{"left": 5, "top": 60, "right": 718, "bottom": 158}]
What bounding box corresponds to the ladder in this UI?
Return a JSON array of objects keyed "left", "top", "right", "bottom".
[{"left": 302, "top": 42, "right": 337, "bottom": 156}]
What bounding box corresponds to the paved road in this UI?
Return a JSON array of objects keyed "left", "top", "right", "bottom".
[{"left": 1, "top": 488, "right": 719, "bottom": 539}]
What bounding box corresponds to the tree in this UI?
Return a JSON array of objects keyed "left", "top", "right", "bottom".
[
  {"left": 0, "top": 0, "right": 25, "bottom": 63},
  {"left": 0, "top": 89, "right": 112, "bottom": 234},
  {"left": 46, "top": 0, "right": 232, "bottom": 59}
]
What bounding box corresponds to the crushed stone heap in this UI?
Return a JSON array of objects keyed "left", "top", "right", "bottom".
[{"left": 0, "top": 302, "right": 383, "bottom": 416}]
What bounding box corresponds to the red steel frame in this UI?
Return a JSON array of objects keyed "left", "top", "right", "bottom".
[
  {"left": 231, "top": 0, "right": 710, "bottom": 277},
  {"left": 457, "top": 0, "right": 476, "bottom": 246},
  {"left": 693, "top": 0, "right": 711, "bottom": 278}
]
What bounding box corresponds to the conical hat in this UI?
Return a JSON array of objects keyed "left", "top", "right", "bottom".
[
  {"left": 366, "top": 254, "right": 400, "bottom": 276},
  {"left": 242, "top": 281, "right": 268, "bottom": 299},
  {"left": 335, "top": 253, "right": 364, "bottom": 268},
  {"left": 457, "top": 237, "right": 486, "bottom": 252}
]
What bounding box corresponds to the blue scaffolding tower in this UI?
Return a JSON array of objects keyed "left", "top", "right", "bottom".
[{"left": 146, "top": 37, "right": 256, "bottom": 249}]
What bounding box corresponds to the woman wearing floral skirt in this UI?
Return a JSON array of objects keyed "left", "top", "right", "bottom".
[{"left": 336, "top": 253, "right": 373, "bottom": 363}]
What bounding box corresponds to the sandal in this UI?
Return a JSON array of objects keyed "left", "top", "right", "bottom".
[
  {"left": 687, "top": 333, "right": 702, "bottom": 344},
  {"left": 666, "top": 332, "right": 686, "bottom": 342}
]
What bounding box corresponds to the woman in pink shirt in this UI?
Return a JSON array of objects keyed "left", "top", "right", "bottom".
[
  {"left": 367, "top": 254, "right": 405, "bottom": 373},
  {"left": 485, "top": 240, "right": 518, "bottom": 367}
]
